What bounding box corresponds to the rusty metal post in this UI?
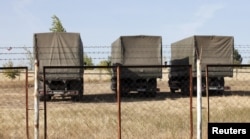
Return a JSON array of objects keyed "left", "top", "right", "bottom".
[
  {"left": 116, "top": 65, "right": 121, "bottom": 139},
  {"left": 34, "top": 60, "right": 39, "bottom": 139},
  {"left": 189, "top": 65, "right": 193, "bottom": 139},
  {"left": 25, "top": 67, "right": 30, "bottom": 139}
]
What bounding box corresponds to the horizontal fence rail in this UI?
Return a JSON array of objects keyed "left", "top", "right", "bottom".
[
  {"left": 40, "top": 65, "right": 193, "bottom": 139},
  {"left": 1, "top": 63, "right": 250, "bottom": 138}
]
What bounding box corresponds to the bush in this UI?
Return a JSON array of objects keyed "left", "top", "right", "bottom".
[{"left": 2, "top": 61, "right": 20, "bottom": 80}]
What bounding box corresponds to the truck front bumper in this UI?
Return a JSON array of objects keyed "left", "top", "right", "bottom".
[{"left": 39, "top": 90, "right": 80, "bottom": 96}]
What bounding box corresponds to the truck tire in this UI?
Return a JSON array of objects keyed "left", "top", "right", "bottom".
[
  {"left": 121, "top": 85, "right": 130, "bottom": 97},
  {"left": 170, "top": 88, "right": 175, "bottom": 93},
  {"left": 71, "top": 91, "right": 82, "bottom": 101},
  {"left": 71, "top": 96, "right": 80, "bottom": 101},
  {"left": 146, "top": 91, "right": 157, "bottom": 97},
  {"left": 120, "top": 79, "right": 131, "bottom": 97},
  {"left": 146, "top": 78, "right": 157, "bottom": 97},
  {"left": 71, "top": 80, "right": 83, "bottom": 101},
  {"left": 181, "top": 86, "right": 189, "bottom": 96},
  {"left": 40, "top": 95, "right": 51, "bottom": 101}
]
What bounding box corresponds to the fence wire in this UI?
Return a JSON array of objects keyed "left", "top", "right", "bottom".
[
  {"left": 0, "top": 67, "right": 30, "bottom": 139},
  {"left": 1, "top": 43, "right": 250, "bottom": 139},
  {"left": 207, "top": 65, "right": 250, "bottom": 122},
  {"left": 42, "top": 66, "right": 117, "bottom": 139},
  {"left": 38, "top": 66, "right": 193, "bottom": 139},
  {"left": 0, "top": 44, "right": 249, "bottom": 68},
  {"left": 118, "top": 66, "right": 193, "bottom": 139},
  {"left": 1, "top": 64, "right": 250, "bottom": 139}
]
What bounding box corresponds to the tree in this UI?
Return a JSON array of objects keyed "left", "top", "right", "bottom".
[
  {"left": 97, "top": 56, "right": 112, "bottom": 74},
  {"left": 97, "top": 59, "right": 111, "bottom": 73},
  {"left": 233, "top": 49, "right": 243, "bottom": 64},
  {"left": 23, "top": 47, "right": 34, "bottom": 70},
  {"left": 49, "top": 15, "right": 66, "bottom": 32},
  {"left": 98, "top": 60, "right": 111, "bottom": 67},
  {"left": 97, "top": 56, "right": 111, "bottom": 66},
  {"left": 84, "top": 54, "right": 94, "bottom": 67},
  {"left": 2, "top": 61, "right": 20, "bottom": 80}
]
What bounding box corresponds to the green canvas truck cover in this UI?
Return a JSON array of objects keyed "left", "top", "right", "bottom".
[
  {"left": 34, "top": 32, "right": 84, "bottom": 80},
  {"left": 170, "top": 35, "right": 234, "bottom": 77},
  {"left": 111, "top": 35, "right": 162, "bottom": 78}
]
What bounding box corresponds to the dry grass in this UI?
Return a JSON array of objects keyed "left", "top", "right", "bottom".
[
  {"left": 1, "top": 87, "right": 250, "bottom": 139},
  {"left": 1, "top": 68, "right": 250, "bottom": 139},
  {"left": 0, "top": 98, "right": 192, "bottom": 139}
]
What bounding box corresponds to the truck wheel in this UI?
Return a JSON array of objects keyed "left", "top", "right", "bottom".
[
  {"left": 39, "top": 96, "right": 44, "bottom": 101},
  {"left": 40, "top": 95, "right": 51, "bottom": 101},
  {"left": 71, "top": 87, "right": 83, "bottom": 101},
  {"left": 218, "top": 90, "right": 224, "bottom": 95},
  {"left": 181, "top": 87, "right": 189, "bottom": 96},
  {"left": 141, "top": 91, "right": 156, "bottom": 97},
  {"left": 170, "top": 88, "right": 175, "bottom": 93},
  {"left": 71, "top": 96, "right": 80, "bottom": 101},
  {"left": 211, "top": 90, "right": 224, "bottom": 95},
  {"left": 121, "top": 91, "right": 130, "bottom": 97},
  {"left": 120, "top": 85, "right": 130, "bottom": 97},
  {"left": 148, "top": 91, "right": 156, "bottom": 97},
  {"left": 115, "top": 89, "right": 129, "bottom": 97},
  {"left": 120, "top": 80, "right": 130, "bottom": 97},
  {"left": 114, "top": 91, "right": 128, "bottom": 97}
]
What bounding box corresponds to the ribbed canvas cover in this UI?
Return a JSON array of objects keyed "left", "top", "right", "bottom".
[
  {"left": 34, "top": 32, "right": 83, "bottom": 80},
  {"left": 170, "top": 35, "right": 234, "bottom": 77},
  {"left": 111, "top": 35, "right": 162, "bottom": 78}
]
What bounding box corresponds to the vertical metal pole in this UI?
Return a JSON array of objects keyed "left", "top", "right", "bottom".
[
  {"left": 117, "top": 66, "right": 121, "bottom": 139},
  {"left": 189, "top": 66, "right": 193, "bottom": 139},
  {"left": 34, "top": 60, "right": 39, "bottom": 139},
  {"left": 43, "top": 67, "right": 47, "bottom": 139},
  {"left": 206, "top": 65, "right": 209, "bottom": 123},
  {"left": 26, "top": 68, "right": 29, "bottom": 139},
  {"left": 196, "top": 59, "right": 202, "bottom": 139},
  {"left": 205, "top": 65, "right": 209, "bottom": 139}
]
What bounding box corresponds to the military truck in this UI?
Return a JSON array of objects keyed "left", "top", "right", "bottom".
[
  {"left": 168, "top": 35, "right": 234, "bottom": 95},
  {"left": 111, "top": 35, "right": 162, "bottom": 97},
  {"left": 34, "top": 32, "right": 84, "bottom": 101}
]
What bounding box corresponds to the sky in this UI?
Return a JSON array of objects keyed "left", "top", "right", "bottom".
[{"left": 1, "top": 0, "right": 250, "bottom": 65}]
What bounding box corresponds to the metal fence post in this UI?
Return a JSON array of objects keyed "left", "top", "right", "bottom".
[
  {"left": 34, "top": 60, "right": 39, "bottom": 139},
  {"left": 189, "top": 65, "right": 193, "bottom": 139},
  {"left": 196, "top": 59, "right": 202, "bottom": 139},
  {"left": 43, "top": 67, "right": 47, "bottom": 139},
  {"left": 206, "top": 65, "right": 210, "bottom": 123},
  {"left": 25, "top": 67, "right": 30, "bottom": 139},
  {"left": 116, "top": 65, "right": 121, "bottom": 139}
]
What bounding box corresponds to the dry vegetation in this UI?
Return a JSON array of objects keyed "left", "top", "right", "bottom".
[
  {"left": 1, "top": 83, "right": 250, "bottom": 139},
  {"left": 0, "top": 69, "right": 250, "bottom": 139}
]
